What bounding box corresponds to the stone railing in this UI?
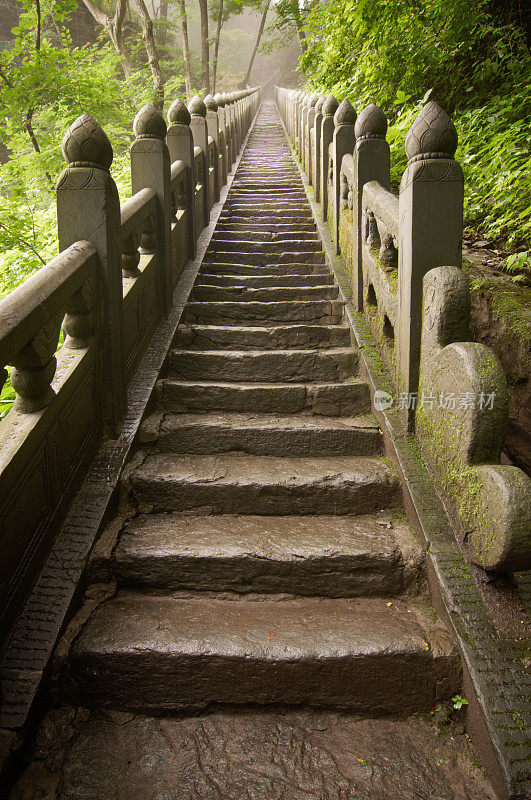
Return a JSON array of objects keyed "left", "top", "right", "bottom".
[
  {"left": 0, "top": 87, "right": 261, "bottom": 641},
  {"left": 276, "top": 86, "right": 531, "bottom": 574}
]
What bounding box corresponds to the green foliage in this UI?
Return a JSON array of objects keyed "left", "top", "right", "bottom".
[
  {"left": 0, "top": 0, "right": 186, "bottom": 297},
  {"left": 451, "top": 695, "right": 469, "bottom": 711},
  {"left": 299, "top": 0, "right": 531, "bottom": 260}
]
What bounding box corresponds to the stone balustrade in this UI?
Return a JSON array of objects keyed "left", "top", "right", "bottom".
[
  {"left": 0, "top": 86, "right": 261, "bottom": 641},
  {"left": 276, "top": 85, "right": 531, "bottom": 574}
]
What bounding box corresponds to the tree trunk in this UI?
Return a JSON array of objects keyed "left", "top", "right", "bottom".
[
  {"left": 243, "top": 0, "right": 270, "bottom": 86},
  {"left": 212, "top": 0, "right": 224, "bottom": 94},
  {"left": 80, "top": 0, "right": 133, "bottom": 78},
  {"left": 135, "top": 0, "right": 165, "bottom": 110},
  {"left": 159, "top": 0, "right": 167, "bottom": 46},
  {"left": 198, "top": 0, "right": 210, "bottom": 93},
  {"left": 177, "top": 0, "right": 192, "bottom": 94},
  {"left": 294, "top": 5, "right": 307, "bottom": 52}
]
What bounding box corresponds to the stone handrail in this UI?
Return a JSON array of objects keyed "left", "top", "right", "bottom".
[
  {"left": 0, "top": 86, "right": 261, "bottom": 641},
  {"left": 275, "top": 85, "right": 531, "bottom": 574}
]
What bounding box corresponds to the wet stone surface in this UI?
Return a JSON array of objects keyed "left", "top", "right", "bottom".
[{"left": 9, "top": 706, "right": 496, "bottom": 800}]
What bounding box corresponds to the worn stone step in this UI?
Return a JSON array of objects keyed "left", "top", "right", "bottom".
[
  {"left": 190, "top": 285, "right": 338, "bottom": 303},
  {"left": 130, "top": 454, "right": 401, "bottom": 515},
  {"left": 214, "top": 222, "right": 317, "bottom": 232},
  {"left": 207, "top": 239, "right": 322, "bottom": 254},
  {"left": 219, "top": 211, "right": 314, "bottom": 222},
  {"left": 169, "top": 348, "right": 357, "bottom": 383},
  {"left": 202, "top": 250, "right": 326, "bottom": 266},
  {"left": 199, "top": 262, "right": 331, "bottom": 276},
  {"left": 173, "top": 323, "right": 351, "bottom": 350},
  {"left": 69, "top": 593, "right": 459, "bottom": 713},
  {"left": 141, "top": 411, "right": 381, "bottom": 456},
  {"left": 197, "top": 272, "right": 335, "bottom": 287},
  {"left": 209, "top": 230, "right": 320, "bottom": 242},
  {"left": 110, "top": 512, "right": 420, "bottom": 595},
  {"left": 157, "top": 377, "right": 371, "bottom": 416},
  {"left": 181, "top": 300, "right": 344, "bottom": 326}
]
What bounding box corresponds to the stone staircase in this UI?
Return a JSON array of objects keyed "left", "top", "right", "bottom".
[{"left": 66, "top": 101, "right": 460, "bottom": 720}]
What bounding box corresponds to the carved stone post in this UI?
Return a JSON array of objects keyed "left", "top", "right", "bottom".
[
  {"left": 397, "top": 101, "right": 463, "bottom": 420},
  {"left": 57, "top": 114, "right": 125, "bottom": 433},
  {"left": 131, "top": 104, "right": 172, "bottom": 313},
  {"left": 312, "top": 96, "right": 325, "bottom": 200},
  {"left": 301, "top": 94, "right": 310, "bottom": 173},
  {"left": 306, "top": 93, "right": 319, "bottom": 183},
  {"left": 189, "top": 95, "right": 209, "bottom": 225},
  {"left": 214, "top": 92, "right": 228, "bottom": 185},
  {"left": 224, "top": 93, "right": 235, "bottom": 166},
  {"left": 352, "top": 104, "right": 390, "bottom": 310},
  {"left": 167, "top": 98, "right": 195, "bottom": 258},
  {"left": 320, "top": 95, "right": 338, "bottom": 221},
  {"left": 204, "top": 94, "right": 221, "bottom": 202},
  {"left": 332, "top": 98, "right": 356, "bottom": 252}
]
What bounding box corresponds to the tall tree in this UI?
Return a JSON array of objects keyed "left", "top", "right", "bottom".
[
  {"left": 80, "top": 0, "right": 133, "bottom": 77},
  {"left": 176, "top": 0, "right": 192, "bottom": 94},
  {"left": 134, "top": 0, "right": 165, "bottom": 108},
  {"left": 211, "top": 0, "right": 224, "bottom": 93},
  {"left": 243, "top": 0, "right": 270, "bottom": 86},
  {"left": 198, "top": 0, "right": 210, "bottom": 92}
]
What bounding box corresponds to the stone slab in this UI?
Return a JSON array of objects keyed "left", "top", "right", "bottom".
[
  {"left": 157, "top": 377, "right": 371, "bottom": 416},
  {"left": 190, "top": 285, "right": 338, "bottom": 302},
  {"left": 182, "top": 300, "right": 344, "bottom": 325},
  {"left": 69, "top": 594, "right": 459, "bottom": 713},
  {"left": 130, "top": 453, "right": 401, "bottom": 515},
  {"left": 112, "top": 511, "right": 418, "bottom": 595},
  {"left": 169, "top": 347, "right": 357, "bottom": 382},
  {"left": 173, "top": 323, "right": 351, "bottom": 350},
  {"left": 142, "top": 411, "right": 381, "bottom": 456}
]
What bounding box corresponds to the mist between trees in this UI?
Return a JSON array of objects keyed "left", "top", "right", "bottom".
[{"left": 0, "top": 0, "right": 529, "bottom": 302}]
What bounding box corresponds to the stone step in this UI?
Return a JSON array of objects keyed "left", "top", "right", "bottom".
[
  {"left": 173, "top": 323, "right": 351, "bottom": 350},
  {"left": 181, "top": 300, "right": 344, "bottom": 326},
  {"left": 207, "top": 239, "right": 322, "bottom": 253},
  {"left": 69, "top": 593, "right": 459, "bottom": 713},
  {"left": 169, "top": 348, "right": 357, "bottom": 383},
  {"left": 197, "top": 273, "right": 335, "bottom": 287},
  {"left": 190, "top": 285, "right": 338, "bottom": 303},
  {"left": 130, "top": 454, "right": 401, "bottom": 515},
  {"left": 157, "top": 377, "right": 371, "bottom": 416},
  {"left": 141, "top": 411, "right": 381, "bottom": 456},
  {"left": 209, "top": 230, "right": 320, "bottom": 242},
  {"left": 202, "top": 250, "right": 326, "bottom": 265},
  {"left": 109, "top": 511, "right": 419, "bottom": 595},
  {"left": 219, "top": 211, "right": 314, "bottom": 222},
  {"left": 199, "top": 262, "right": 331, "bottom": 276},
  {"left": 214, "top": 222, "right": 317, "bottom": 232}
]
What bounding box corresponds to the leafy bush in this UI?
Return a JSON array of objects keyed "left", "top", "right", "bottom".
[{"left": 299, "top": 0, "right": 531, "bottom": 262}]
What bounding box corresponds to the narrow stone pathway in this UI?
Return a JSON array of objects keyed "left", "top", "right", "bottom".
[{"left": 8, "top": 98, "right": 495, "bottom": 800}]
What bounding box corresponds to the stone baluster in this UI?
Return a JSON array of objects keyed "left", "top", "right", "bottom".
[
  {"left": 352, "top": 104, "right": 390, "bottom": 311},
  {"left": 332, "top": 98, "right": 356, "bottom": 251},
  {"left": 301, "top": 94, "right": 311, "bottom": 173},
  {"left": 320, "top": 95, "right": 338, "bottom": 222},
  {"left": 223, "top": 93, "right": 235, "bottom": 167},
  {"left": 57, "top": 113, "right": 125, "bottom": 432},
  {"left": 63, "top": 281, "right": 94, "bottom": 349},
  {"left": 204, "top": 94, "right": 221, "bottom": 202},
  {"left": 167, "top": 98, "right": 195, "bottom": 258},
  {"left": 214, "top": 92, "right": 228, "bottom": 185},
  {"left": 397, "top": 101, "right": 463, "bottom": 422},
  {"left": 10, "top": 312, "right": 64, "bottom": 413},
  {"left": 306, "top": 93, "right": 319, "bottom": 183},
  {"left": 131, "top": 103, "right": 173, "bottom": 313},
  {"left": 312, "top": 96, "right": 325, "bottom": 201},
  {"left": 189, "top": 95, "right": 209, "bottom": 225}
]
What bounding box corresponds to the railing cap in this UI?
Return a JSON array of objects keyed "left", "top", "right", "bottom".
[
  {"left": 62, "top": 113, "right": 113, "bottom": 171},
  {"left": 189, "top": 95, "right": 207, "bottom": 117},
  {"left": 133, "top": 103, "right": 167, "bottom": 140},
  {"left": 355, "top": 103, "right": 387, "bottom": 139},
  {"left": 334, "top": 97, "right": 356, "bottom": 126},
  {"left": 204, "top": 94, "right": 218, "bottom": 111},
  {"left": 213, "top": 92, "right": 226, "bottom": 107},
  {"left": 322, "top": 94, "right": 339, "bottom": 117},
  {"left": 168, "top": 98, "right": 191, "bottom": 126},
  {"left": 405, "top": 100, "right": 458, "bottom": 162}
]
